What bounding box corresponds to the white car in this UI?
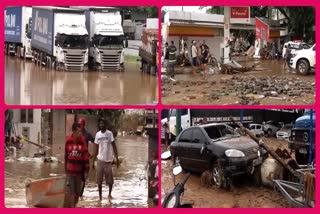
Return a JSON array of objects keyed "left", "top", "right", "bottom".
[
  {"left": 282, "top": 41, "right": 311, "bottom": 58},
  {"left": 263, "top": 121, "right": 282, "bottom": 137},
  {"left": 289, "top": 44, "right": 315, "bottom": 75},
  {"left": 276, "top": 124, "right": 293, "bottom": 140},
  {"left": 248, "top": 123, "right": 264, "bottom": 137}
]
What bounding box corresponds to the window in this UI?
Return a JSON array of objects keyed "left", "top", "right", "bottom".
[
  {"left": 204, "top": 125, "right": 238, "bottom": 140},
  {"left": 192, "top": 128, "right": 206, "bottom": 144},
  {"left": 20, "top": 110, "right": 27, "bottom": 123},
  {"left": 20, "top": 110, "right": 34, "bottom": 123},
  {"left": 179, "top": 129, "right": 192, "bottom": 143},
  {"left": 256, "top": 125, "right": 262, "bottom": 129}
]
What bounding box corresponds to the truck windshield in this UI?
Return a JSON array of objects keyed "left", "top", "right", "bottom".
[
  {"left": 57, "top": 34, "right": 88, "bottom": 49},
  {"left": 93, "top": 35, "right": 124, "bottom": 49}
]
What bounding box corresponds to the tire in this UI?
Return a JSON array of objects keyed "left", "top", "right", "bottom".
[
  {"left": 212, "top": 163, "right": 231, "bottom": 189},
  {"left": 297, "top": 59, "right": 310, "bottom": 75},
  {"left": 295, "top": 150, "right": 308, "bottom": 165},
  {"left": 253, "top": 165, "right": 262, "bottom": 186}
]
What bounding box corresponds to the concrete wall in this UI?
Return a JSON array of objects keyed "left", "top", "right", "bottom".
[
  {"left": 12, "top": 109, "right": 41, "bottom": 144},
  {"left": 51, "top": 110, "right": 66, "bottom": 160}
]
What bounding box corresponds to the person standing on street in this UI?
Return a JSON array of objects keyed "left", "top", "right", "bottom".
[
  {"left": 202, "top": 46, "right": 210, "bottom": 80},
  {"left": 168, "top": 41, "right": 177, "bottom": 80},
  {"left": 93, "top": 118, "right": 119, "bottom": 200},
  {"left": 65, "top": 122, "right": 89, "bottom": 207},
  {"left": 78, "top": 118, "right": 94, "bottom": 199},
  {"left": 191, "top": 40, "right": 198, "bottom": 75},
  {"left": 164, "top": 42, "right": 169, "bottom": 68}
]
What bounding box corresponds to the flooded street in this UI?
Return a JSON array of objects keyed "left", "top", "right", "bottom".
[
  {"left": 5, "top": 57, "right": 158, "bottom": 105},
  {"left": 162, "top": 59, "right": 314, "bottom": 105},
  {"left": 5, "top": 135, "right": 149, "bottom": 208},
  {"left": 161, "top": 138, "right": 291, "bottom": 208}
]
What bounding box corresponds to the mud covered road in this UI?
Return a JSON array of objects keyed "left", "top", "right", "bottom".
[
  {"left": 161, "top": 137, "right": 291, "bottom": 208},
  {"left": 162, "top": 59, "right": 314, "bottom": 105}
]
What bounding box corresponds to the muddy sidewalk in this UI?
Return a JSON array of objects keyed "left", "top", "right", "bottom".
[{"left": 162, "top": 59, "right": 314, "bottom": 105}]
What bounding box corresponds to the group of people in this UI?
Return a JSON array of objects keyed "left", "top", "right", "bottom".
[
  {"left": 163, "top": 40, "right": 211, "bottom": 81},
  {"left": 65, "top": 118, "right": 119, "bottom": 207}
]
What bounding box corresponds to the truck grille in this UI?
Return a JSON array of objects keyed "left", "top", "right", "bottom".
[
  {"left": 64, "top": 52, "right": 86, "bottom": 71},
  {"left": 243, "top": 146, "right": 259, "bottom": 158},
  {"left": 101, "top": 51, "right": 121, "bottom": 70}
]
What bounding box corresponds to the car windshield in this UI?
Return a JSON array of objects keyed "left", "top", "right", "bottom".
[{"left": 204, "top": 125, "right": 239, "bottom": 140}]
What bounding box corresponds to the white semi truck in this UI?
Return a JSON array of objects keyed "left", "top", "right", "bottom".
[
  {"left": 4, "top": 6, "right": 33, "bottom": 58},
  {"left": 31, "top": 7, "right": 89, "bottom": 71},
  {"left": 80, "top": 7, "right": 127, "bottom": 71}
]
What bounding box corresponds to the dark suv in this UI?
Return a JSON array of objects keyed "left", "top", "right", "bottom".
[{"left": 170, "top": 123, "right": 268, "bottom": 188}]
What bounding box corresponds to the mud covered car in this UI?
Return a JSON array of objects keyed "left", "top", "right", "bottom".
[{"left": 170, "top": 123, "right": 268, "bottom": 188}]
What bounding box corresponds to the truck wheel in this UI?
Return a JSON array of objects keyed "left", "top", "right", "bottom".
[
  {"left": 295, "top": 150, "right": 307, "bottom": 165},
  {"left": 297, "top": 59, "right": 310, "bottom": 75}
]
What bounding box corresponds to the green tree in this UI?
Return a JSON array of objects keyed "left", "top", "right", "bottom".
[{"left": 122, "top": 7, "right": 158, "bottom": 18}]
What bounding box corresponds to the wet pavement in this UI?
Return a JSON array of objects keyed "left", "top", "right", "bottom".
[
  {"left": 161, "top": 138, "right": 291, "bottom": 208},
  {"left": 162, "top": 59, "right": 314, "bottom": 105},
  {"left": 5, "top": 135, "right": 149, "bottom": 208},
  {"left": 5, "top": 57, "right": 158, "bottom": 105}
]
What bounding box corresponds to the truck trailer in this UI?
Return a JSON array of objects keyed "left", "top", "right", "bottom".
[
  {"left": 4, "top": 6, "right": 32, "bottom": 58},
  {"left": 31, "top": 7, "right": 89, "bottom": 71},
  {"left": 78, "top": 7, "right": 127, "bottom": 71},
  {"left": 139, "top": 18, "right": 158, "bottom": 75}
]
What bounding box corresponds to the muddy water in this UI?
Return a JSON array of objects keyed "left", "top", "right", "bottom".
[
  {"left": 5, "top": 135, "right": 149, "bottom": 208},
  {"left": 5, "top": 57, "right": 158, "bottom": 105}
]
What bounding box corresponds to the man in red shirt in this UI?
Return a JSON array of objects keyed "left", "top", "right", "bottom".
[{"left": 65, "top": 122, "right": 89, "bottom": 207}]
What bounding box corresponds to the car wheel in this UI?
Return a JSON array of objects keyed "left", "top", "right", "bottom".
[
  {"left": 211, "top": 164, "right": 231, "bottom": 189},
  {"left": 267, "top": 129, "right": 272, "bottom": 137},
  {"left": 297, "top": 59, "right": 310, "bottom": 75}
]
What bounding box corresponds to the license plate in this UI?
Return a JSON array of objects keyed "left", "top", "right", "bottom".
[
  {"left": 299, "top": 148, "right": 308, "bottom": 154},
  {"left": 253, "top": 157, "right": 263, "bottom": 166}
]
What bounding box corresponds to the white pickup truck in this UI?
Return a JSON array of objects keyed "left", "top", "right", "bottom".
[{"left": 289, "top": 44, "right": 315, "bottom": 75}]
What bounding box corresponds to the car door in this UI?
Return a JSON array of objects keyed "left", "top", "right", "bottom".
[
  {"left": 185, "top": 127, "right": 211, "bottom": 172},
  {"left": 176, "top": 129, "right": 193, "bottom": 168}
]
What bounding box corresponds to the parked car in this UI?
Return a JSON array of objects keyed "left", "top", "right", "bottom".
[
  {"left": 248, "top": 124, "right": 264, "bottom": 137},
  {"left": 170, "top": 123, "right": 268, "bottom": 188},
  {"left": 276, "top": 124, "right": 293, "bottom": 140},
  {"left": 263, "top": 121, "right": 282, "bottom": 137},
  {"left": 282, "top": 41, "right": 311, "bottom": 58},
  {"left": 289, "top": 44, "right": 315, "bottom": 75}
]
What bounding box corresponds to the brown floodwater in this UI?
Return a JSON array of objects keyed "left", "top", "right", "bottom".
[
  {"left": 5, "top": 135, "right": 149, "bottom": 208},
  {"left": 5, "top": 57, "right": 158, "bottom": 105}
]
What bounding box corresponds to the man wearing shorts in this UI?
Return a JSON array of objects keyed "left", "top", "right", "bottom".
[
  {"left": 65, "top": 122, "right": 89, "bottom": 207},
  {"left": 93, "top": 119, "right": 119, "bottom": 200}
]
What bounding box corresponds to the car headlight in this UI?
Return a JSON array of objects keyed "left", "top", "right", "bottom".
[{"left": 225, "top": 149, "right": 245, "bottom": 158}]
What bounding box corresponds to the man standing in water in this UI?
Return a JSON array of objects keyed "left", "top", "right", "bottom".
[
  {"left": 65, "top": 122, "right": 89, "bottom": 207},
  {"left": 78, "top": 118, "right": 94, "bottom": 199},
  {"left": 93, "top": 118, "right": 119, "bottom": 200}
]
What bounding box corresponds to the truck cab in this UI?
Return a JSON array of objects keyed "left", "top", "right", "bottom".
[
  {"left": 289, "top": 110, "right": 315, "bottom": 164},
  {"left": 84, "top": 7, "right": 127, "bottom": 71},
  {"left": 5, "top": 6, "right": 33, "bottom": 58}
]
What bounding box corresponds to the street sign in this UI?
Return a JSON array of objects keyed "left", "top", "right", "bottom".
[
  {"left": 230, "top": 7, "right": 250, "bottom": 24},
  {"left": 255, "top": 17, "right": 270, "bottom": 42}
]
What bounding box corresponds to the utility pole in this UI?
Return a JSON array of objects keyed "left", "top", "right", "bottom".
[{"left": 223, "top": 7, "right": 231, "bottom": 63}]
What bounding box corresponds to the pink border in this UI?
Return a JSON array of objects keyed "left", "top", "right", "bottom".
[{"left": 0, "top": 0, "right": 318, "bottom": 211}]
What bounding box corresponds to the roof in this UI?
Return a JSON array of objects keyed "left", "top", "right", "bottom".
[
  {"left": 165, "top": 10, "right": 287, "bottom": 31},
  {"left": 32, "top": 6, "right": 85, "bottom": 14},
  {"left": 195, "top": 123, "right": 227, "bottom": 128},
  {"left": 70, "top": 6, "right": 122, "bottom": 12}
]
